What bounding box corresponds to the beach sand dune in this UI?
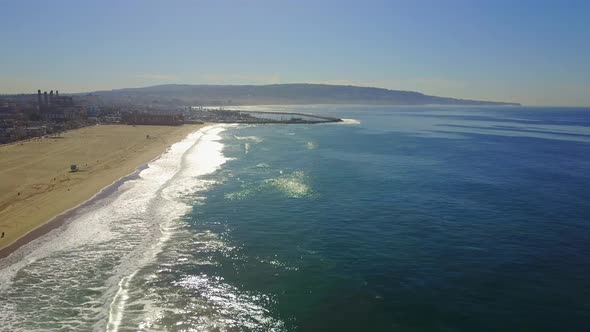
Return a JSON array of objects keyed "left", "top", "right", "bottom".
[{"left": 0, "top": 124, "right": 204, "bottom": 256}]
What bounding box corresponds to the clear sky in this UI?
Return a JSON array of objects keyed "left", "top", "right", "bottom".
[{"left": 1, "top": 0, "right": 589, "bottom": 105}]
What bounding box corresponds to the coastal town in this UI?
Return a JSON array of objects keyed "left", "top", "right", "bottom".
[
  {"left": 0, "top": 89, "right": 341, "bottom": 144},
  {"left": 0, "top": 90, "right": 87, "bottom": 143}
]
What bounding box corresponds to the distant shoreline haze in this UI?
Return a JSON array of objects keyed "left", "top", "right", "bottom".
[{"left": 85, "top": 83, "right": 520, "bottom": 106}]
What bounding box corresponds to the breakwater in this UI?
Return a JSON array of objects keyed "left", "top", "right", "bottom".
[{"left": 187, "top": 108, "right": 342, "bottom": 124}]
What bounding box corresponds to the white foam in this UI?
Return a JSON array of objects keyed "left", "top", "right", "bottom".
[
  {"left": 265, "top": 171, "right": 313, "bottom": 198},
  {"left": 106, "top": 271, "right": 137, "bottom": 332},
  {"left": 0, "top": 124, "right": 231, "bottom": 331},
  {"left": 233, "top": 135, "right": 263, "bottom": 143},
  {"left": 339, "top": 118, "right": 361, "bottom": 125}
]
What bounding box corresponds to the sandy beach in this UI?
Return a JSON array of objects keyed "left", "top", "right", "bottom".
[{"left": 0, "top": 124, "right": 205, "bottom": 257}]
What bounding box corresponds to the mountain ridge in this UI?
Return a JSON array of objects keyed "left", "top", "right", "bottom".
[{"left": 90, "top": 83, "right": 520, "bottom": 106}]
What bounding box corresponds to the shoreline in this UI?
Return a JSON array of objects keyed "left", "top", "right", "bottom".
[
  {"left": 0, "top": 168, "right": 141, "bottom": 259},
  {"left": 0, "top": 124, "right": 208, "bottom": 259}
]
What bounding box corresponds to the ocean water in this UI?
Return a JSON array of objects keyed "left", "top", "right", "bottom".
[{"left": 1, "top": 106, "right": 590, "bottom": 331}]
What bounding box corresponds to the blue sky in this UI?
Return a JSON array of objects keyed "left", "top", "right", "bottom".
[{"left": 1, "top": 0, "right": 589, "bottom": 105}]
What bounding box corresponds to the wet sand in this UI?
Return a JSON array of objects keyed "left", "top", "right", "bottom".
[{"left": 0, "top": 124, "right": 205, "bottom": 257}]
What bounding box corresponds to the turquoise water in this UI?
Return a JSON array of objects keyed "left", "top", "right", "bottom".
[{"left": 1, "top": 106, "right": 590, "bottom": 331}]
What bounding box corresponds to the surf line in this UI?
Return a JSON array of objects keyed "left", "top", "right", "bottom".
[
  {"left": 104, "top": 124, "right": 228, "bottom": 331},
  {"left": 106, "top": 271, "right": 137, "bottom": 332}
]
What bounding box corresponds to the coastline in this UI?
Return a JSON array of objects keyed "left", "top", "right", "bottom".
[
  {"left": 0, "top": 169, "right": 140, "bottom": 259},
  {"left": 0, "top": 124, "right": 207, "bottom": 258}
]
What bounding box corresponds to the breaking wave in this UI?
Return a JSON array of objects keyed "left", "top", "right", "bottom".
[{"left": 0, "top": 125, "right": 237, "bottom": 331}]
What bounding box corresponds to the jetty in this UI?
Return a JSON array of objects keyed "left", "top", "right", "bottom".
[{"left": 186, "top": 108, "right": 342, "bottom": 124}]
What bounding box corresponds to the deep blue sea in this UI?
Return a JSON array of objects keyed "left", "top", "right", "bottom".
[{"left": 1, "top": 106, "right": 590, "bottom": 331}]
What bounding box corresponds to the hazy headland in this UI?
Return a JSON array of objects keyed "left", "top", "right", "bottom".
[{"left": 88, "top": 83, "right": 521, "bottom": 107}]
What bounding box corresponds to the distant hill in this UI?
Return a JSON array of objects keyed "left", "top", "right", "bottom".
[{"left": 91, "top": 83, "right": 520, "bottom": 106}]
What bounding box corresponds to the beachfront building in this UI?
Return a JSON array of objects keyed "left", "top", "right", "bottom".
[{"left": 0, "top": 90, "right": 89, "bottom": 144}]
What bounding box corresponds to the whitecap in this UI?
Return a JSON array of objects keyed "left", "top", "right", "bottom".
[{"left": 0, "top": 124, "right": 232, "bottom": 331}]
